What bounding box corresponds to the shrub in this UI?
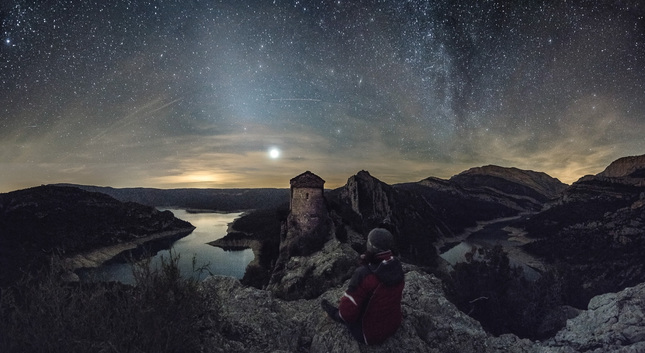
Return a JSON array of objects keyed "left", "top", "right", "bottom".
[{"left": 0, "top": 253, "right": 220, "bottom": 353}]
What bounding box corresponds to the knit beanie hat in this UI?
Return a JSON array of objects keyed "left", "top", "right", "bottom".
[{"left": 367, "top": 228, "right": 394, "bottom": 253}]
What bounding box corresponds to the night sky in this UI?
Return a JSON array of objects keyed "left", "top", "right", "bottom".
[{"left": 2, "top": 0, "right": 644, "bottom": 192}]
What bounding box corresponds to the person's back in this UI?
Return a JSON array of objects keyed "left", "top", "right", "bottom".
[{"left": 322, "top": 228, "right": 405, "bottom": 345}]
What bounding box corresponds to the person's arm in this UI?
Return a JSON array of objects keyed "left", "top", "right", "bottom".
[{"left": 338, "top": 267, "right": 378, "bottom": 323}]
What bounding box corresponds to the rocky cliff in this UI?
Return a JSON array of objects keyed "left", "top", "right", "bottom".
[
  {"left": 199, "top": 246, "right": 645, "bottom": 353},
  {"left": 328, "top": 170, "right": 451, "bottom": 267},
  {"left": 0, "top": 185, "right": 194, "bottom": 286},
  {"left": 598, "top": 154, "right": 645, "bottom": 179}
]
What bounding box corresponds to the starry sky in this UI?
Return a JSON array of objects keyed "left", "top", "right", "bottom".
[{"left": 1, "top": 0, "right": 644, "bottom": 192}]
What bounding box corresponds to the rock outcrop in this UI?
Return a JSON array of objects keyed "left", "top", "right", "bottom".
[
  {"left": 328, "top": 171, "right": 450, "bottom": 267},
  {"left": 548, "top": 283, "right": 645, "bottom": 352},
  {"left": 199, "top": 266, "right": 645, "bottom": 353}
]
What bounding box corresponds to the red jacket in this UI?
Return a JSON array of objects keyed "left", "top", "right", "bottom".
[{"left": 338, "top": 253, "right": 405, "bottom": 345}]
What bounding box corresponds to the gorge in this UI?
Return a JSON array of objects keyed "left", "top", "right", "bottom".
[{"left": 1, "top": 154, "right": 645, "bottom": 352}]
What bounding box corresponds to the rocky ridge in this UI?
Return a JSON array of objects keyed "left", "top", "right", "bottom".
[
  {"left": 199, "top": 239, "right": 645, "bottom": 353},
  {"left": 598, "top": 154, "right": 645, "bottom": 180},
  {"left": 59, "top": 183, "right": 290, "bottom": 211},
  {"left": 328, "top": 171, "right": 450, "bottom": 266},
  {"left": 454, "top": 165, "right": 568, "bottom": 200}
]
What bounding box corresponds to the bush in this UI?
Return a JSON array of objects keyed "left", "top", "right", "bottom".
[{"left": 0, "top": 254, "right": 220, "bottom": 353}]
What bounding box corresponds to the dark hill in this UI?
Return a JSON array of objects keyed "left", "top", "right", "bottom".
[
  {"left": 0, "top": 185, "right": 194, "bottom": 286},
  {"left": 57, "top": 184, "right": 290, "bottom": 211},
  {"left": 396, "top": 165, "right": 568, "bottom": 234},
  {"left": 522, "top": 154, "right": 645, "bottom": 306}
]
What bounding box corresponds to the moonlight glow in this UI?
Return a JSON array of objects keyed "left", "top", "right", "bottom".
[{"left": 269, "top": 148, "right": 281, "bottom": 159}]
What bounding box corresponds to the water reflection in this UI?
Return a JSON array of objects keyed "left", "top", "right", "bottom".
[{"left": 79, "top": 210, "right": 254, "bottom": 284}]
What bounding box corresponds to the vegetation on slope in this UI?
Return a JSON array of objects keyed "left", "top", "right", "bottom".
[{"left": 0, "top": 254, "right": 219, "bottom": 353}]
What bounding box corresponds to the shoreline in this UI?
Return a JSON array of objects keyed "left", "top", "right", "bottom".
[{"left": 63, "top": 227, "right": 195, "bottom": 270}]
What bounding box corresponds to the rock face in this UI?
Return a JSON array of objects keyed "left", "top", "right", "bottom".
[
  {"left": 328, "top": 171, "right": 451, "bottom": 267},
  {"left": 548, "top": 283, "right": 645, "bottom": 352},
  {"left": 0, "top": 185, "right": 194, "bottom": 286},
  {"left": 598, "top": 154, "right": 645, "bottom": 180},
  {"left": 200, "top": 268, "right": 645, "bottom": 353}
]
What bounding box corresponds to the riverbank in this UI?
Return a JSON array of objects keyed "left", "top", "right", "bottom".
[{"left": 64, "top": 227, "right": 195, "bottom": 270}]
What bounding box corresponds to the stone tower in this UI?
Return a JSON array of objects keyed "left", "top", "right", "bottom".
[
  {"left": 289, "top": 170, "right": 326, "bottom": 226},
  {"left": 268, "top": 171, "right": 333, "bottom": 297}
]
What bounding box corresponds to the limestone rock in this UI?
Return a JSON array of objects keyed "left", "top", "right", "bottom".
[
  {"left": 551, "top": 283, "right": 645, "bottom": 352},
  {"left": 200, "top": 270, "right": 645, "bottom": 353},
  {"left": 267, "top": 239, "right": 357, "bottom": 300},
  {"left": 598, "top": 154, "right": 645, "bottom": 179}
]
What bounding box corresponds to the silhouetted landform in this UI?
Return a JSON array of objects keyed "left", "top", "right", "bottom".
[
  {"left": 0, "top": 185, "right": 194, "bottom": 286},
  {"left": 522, "top": 154, "right": 645, "bottom": 307},
  {"left": 396, "top": 165, "right": 568, "bottom": 234},
  {"left": 56, "top": 184, "right": 290, "bottom": 211},
  {"left": 217, "top": 156, "right": 645, "bottom": 341},
  {"left": 209, "top": 206, "right": 288, "bottom": 287},
  {"left": 4, "top": 155, "right": 645, "bottom": 348},
  {"left": 226, "top": 166, "right": 566, "bottom": 295}
]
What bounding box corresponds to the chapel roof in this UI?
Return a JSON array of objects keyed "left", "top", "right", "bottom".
[{"left": 290, "top": 171, "right": 325, "bottom": 188}]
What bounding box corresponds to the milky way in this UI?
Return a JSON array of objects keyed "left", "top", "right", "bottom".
[{"left": 1, "top": 0, "right": 644, "bottom": 192}]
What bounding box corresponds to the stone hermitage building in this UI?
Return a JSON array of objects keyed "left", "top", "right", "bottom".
[
  {"left": 289, "top": 171, "right": 327, "bottom": 234},
  {"left": 267, "top": 171, "right": 348, "bottom": 299}
]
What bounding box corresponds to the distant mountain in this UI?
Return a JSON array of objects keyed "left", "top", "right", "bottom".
[
  {"left": 0, "top": 185, "right": 194, "bottom": 286},
  {"left": 396, "top": 165, "right": 567, "bottom": 234},
  {"left": 56, "top": 184, "right": 290, "bottom": 211},
  {"left": 452, "top": 165, "right": 568, "bottom": 201},
  {"left": 522, "top": 153, "right": 645, "bottom": 306}
]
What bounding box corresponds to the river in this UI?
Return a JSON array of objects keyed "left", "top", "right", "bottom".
[{"left": 77, "top": 210, "right": 254, "bottom": 284}]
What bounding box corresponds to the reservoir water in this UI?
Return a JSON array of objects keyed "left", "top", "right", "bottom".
[
  {"left": 78, "top": 210, "right": 254, "bottom": 284},
  {"left": 439, "top": 215, "right": 543, "bottom": 280}
]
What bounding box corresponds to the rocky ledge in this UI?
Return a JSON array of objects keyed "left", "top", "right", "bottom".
[{"left": 200, "top": 264, "right": 645, "bottom": 353}]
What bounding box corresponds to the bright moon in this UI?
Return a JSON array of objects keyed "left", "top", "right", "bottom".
[{"left": 269, "top": 147, "right": 280, "bottom": 159}]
